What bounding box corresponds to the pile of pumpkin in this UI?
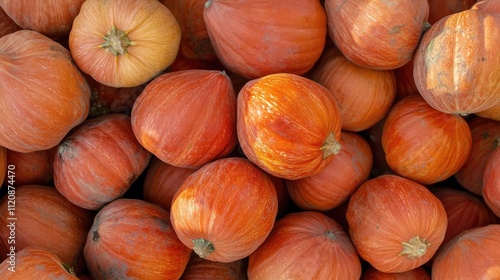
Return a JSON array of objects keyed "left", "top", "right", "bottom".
[{"left": 0, "top": 0, "right": 499, "bottom": 279}]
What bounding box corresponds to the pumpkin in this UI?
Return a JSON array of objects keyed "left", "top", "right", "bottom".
[
  {"left": 237, "top": 73, "right": 342, "bottom": 180},
  {"left": 472, "top": 0, "right": 500, "bottom": 13},
  {"left": 143, "top": 156, "right": 197, "bottom": 211},
  {"left": 204, "top": 0, "right": 326, "bottom": 79},
  {"left": 84, "top": 198, "right": 192, "bottom": 280},
  {"left": 0, "top": 246, "right": 79, "bottom": 279},
  {"left": 476, "top": 103, "right": 500, "bottom": 121},
  {"left": 483, "top": 147, "right": 500, "bottom": 217},
  {"left": 455, "top": 117, "right": 500, "bottom": 196},
  {"left": 247, "top": 211, "right": 362, "bottom": 280},
  {"left": 0, "top": 30, "right": 90, "bottom": 153},
  {"left": 432, "top": 224, "right": 500, "bottom": 279},
  {"left": 54, "top": 114, "right": 151, "bottom": 210},
  {"left": 170, "top": 157, "right": 278, "bottom": 263},
  {"left": 346, "top": 174, "right": 448, "bottom": 273},
  {"left": 310, "top": 47, "right": 397, "bottom": 132},
  {"left": 360, "top": 266, "right": 431, "bottom": 280},
  {"left": 381, "top": 95, "right": 472, "bottom": 185},
  {"left": 324, "top": 0, "right": 430, "bottom": 70},
  {"left": 180, "top": 253, "right": 248, "bottom": 280},
  {"left": 0, "top": 7, "right": 21, "bottom": 38},
  {"left": 168, "top": 51, "right": 224, "bottom": 72},
  {"left": 286, "top": 131, "right": 373, "bottom": 211},
  {"left": 393, "top": 58, "right": 420, "bottom": 101},
  {"left": 160, "top": 0, "right": 217, "bottom": 61},
  {"left": 131, "top": 70, "right": 237, "bottom": 168},
  {"left": 69, "top": 0, "right": 181, "bottom": 87},
  {"left": 413, "top": 8, "right": 500, "bottom": 115},
  {"left": 0, "top": 0, "right": 85, "bottom": 38},
  {"left": 4, "top": 148, "right": 55, "bottom": 186},
  {"left": 0, "top": 147, "right": 5, "bottom": 186},
  {"left": 0, "top": 185, "right": 93, "bottom": 273},
  {"left": 427, "top": 0, "right": 477, "bottom": 24}
]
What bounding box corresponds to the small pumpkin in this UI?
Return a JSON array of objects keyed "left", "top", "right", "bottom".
[
  {"left": 346, "top": 174, "right": 448, "bottom": 273},
  {"left": 247, "top": 211, "right": 362, "bottom": 280},
  {"left": 170, "top": 157, "right": 278, "bottom": 263},
  {"left": 54, "top": 114, "right": 152, "bottom": 210},
  {"left": 85, "top": 199, "right": 192, "bottom": 280},
  {"left": 237, "top": 73, "right": 342, "bottom": 180},
  {"left": 0, "top": 30, "right": 90, "bottom": 153},
  {"left": 69, "top": 0, "right": 181, "bottom": 87},
  {"left": 483, "top": 147, "right": 500, "bottom": 217}
]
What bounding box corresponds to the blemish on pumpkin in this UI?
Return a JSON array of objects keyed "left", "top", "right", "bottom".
[
  {"left": 93, "top": 230, "right": 100, "bottom": 242},
  {"left": 389, "top": 25, "right": 404, "bottom": 34}
]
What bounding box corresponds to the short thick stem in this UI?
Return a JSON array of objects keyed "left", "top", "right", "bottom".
[
  {"left": 102, "top": 28, "right": 131, "bottom": 56},
  {"left": 399, "top": 236, "right": 430, "bottom": 260},
  {"left": 193, "top": 238, "right": 214, "bottom": 259},
  {"left": 320, "top": 132, "right": 341, "bottom": 159}
]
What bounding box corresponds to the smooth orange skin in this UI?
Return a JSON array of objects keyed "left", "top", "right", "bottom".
[
  {"left": 131, "top": 70, "right": 237, "bottom": 169},
  {"left": 180, "top": 253, "right": 247, "bottom": 280},
  {"left": 204, "top": 0, "right": 326, "bottom": 79},
  {"left": 483, "top": 148, "right": 500, "bottom": 217},
  {"left": 311, "top": 47, "right": 396, "bottom": 132},
  {"left": 473, "top": 0, "right": 500, "bottom": 13},
  {"left": 325, "top": 0, "right": 429, "bottom": 70},
  {"left": 476, "top": 103, "right": 500, "bottom": 121},
  {"left": 0, "top": 30, "right": 90, "bottom": 153},
  {"left": 0, "top": 0, "right": 85, "bottom": 38},
  {"left": 170, "top": 157, "right": 278, "bottom": 263},
  {"left": 346, "top": 175, "right": 448, "bottom": 273},
  {"left": 84, "top": 199, "right": 191, "bottom": 280},
  {"left": 69, "top": 0, "right": 181, "bottom": 87},
  {"left": 427, "top": 0, "right": 477, "bottom": 24},
  {"left": 382, "top": 95, "right": 472, "bottom": 185},
  {"left": 0, "top": 185, "right": 93, "bottom": 272},
  {"left": 237, "top": 73, "right": 342, "bottom": 180},
  {"left": 248, "top": 211, "right": 362, "bottom": 280},
  {"left": 432, "top": 224, "right": 500, "bottom": 279},
  {"left": 286, "top": 131, "right": 373, "bottom": 211},
  {"left": 413, "top": 9, "right": 500, "bottom": 115},
  {"left": 54, "top": 114, "right": 152, "bottom": 210},
  {"left": 0, "top": 247, "right": 79, "bottom": 279}
]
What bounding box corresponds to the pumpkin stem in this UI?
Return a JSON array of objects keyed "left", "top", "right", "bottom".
[
  {"left": 102, "top": 27, "right": 132, "bottom": 56},
  {"left": 62, "top": 263, "right": 77, "bottom": 276},
  {"left": 193, "top": 238, "right": 214, "bottom": 259},
  {"left": 398, "top": 236, "right": 430, "bottom": 259},
  {"left": 325, "top": 231, "right": 338, "bottom": 241},
  {"left": 320, "top": 132, "right": 341, "bottom": 159},
  {"left": 92, "top": 230, "right": 100, "bottom": 242}
]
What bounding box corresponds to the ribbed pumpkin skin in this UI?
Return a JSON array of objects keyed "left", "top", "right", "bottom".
[
  {"left": 432, "top": 224, "right": 500, "bottom": 279},
  {"left": 346, "top": 175, "right": 448, "bottom": 273},
  {"left": 204, "top": 0, "right": 326, "bottom": 79},
  {"left": 248, "top": 211, "right": 362, "bottom": 280},
  {"left": 483, "top": 147, "right": 500, "bottom": 217}
]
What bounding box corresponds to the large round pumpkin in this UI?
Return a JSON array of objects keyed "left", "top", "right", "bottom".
[
  {"left": 0, "top": 30, "right": 90, "bottom": 153},
  {"left": 69, "top": 0, "right": 181, "bottom": 87}
]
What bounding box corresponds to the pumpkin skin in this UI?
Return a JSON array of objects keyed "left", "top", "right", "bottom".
[
  {"left": 393, "top": 58, "right": 420, "bottom": 101},
  {"left": 170, "top": 157, "right": 278, "bottom": 263},
  {"left": 54, "top": 114, "right": 151, "bottom": 210},
  {"left": 360, "top": 266, "right": 431, "bottom": 280},
  {"left": 4, "top": 148, "right": 54, "bottom": 186},
  {"left": 0, "top": 30, "right": 90, "bottom": 153},
  {"left": 247, "top": 211, "right": 362, "bottom": 280},
  {"left": 204, "top": 0, "right": 326, "bottom": 79},
  {"left": 286, "top": 131, "right": 373, "bottom": 211},
  {"left": 131, "top": 70, "right": 237, "bottom": 168},
  {"left": 346, "top": 174, "right": 448, "bottom": 273},
  {"left": 472, "top": 0, "right": 500, "bottom": 13},
  {"left": 0, "top": 7, "right": 21, "bottom": 38},
  {"left": 432, "top": 224, "right": 500, "bottom": 279},
  {"left": 0, "top": 185, "right": 93, "bottom": 272},
  {"left": 476, "top": 103, "right": 500, "bottom": 121},
  {"left": 455, "top": 117, "right": 500, "bottom": 196},
  {"left": 324, "top": 0, "right": 430, "bottom": 70},
  {"left": 310, "top": 47, "right": 397, "bottom": 132},
  {"left": 180, "top": 253, "right": 248, "bottom": 280},
  {"left": 0, "top": 0, "right": 85, "bottom": 38},
  {"left": 237, "top": 73, "right": 342, "bottom": 180},
  {"left": 413, "top": 9, "right": 500, "bottom": 115},
  {"left": 381, "top": 95, "right": 472, "bottom": 185},
  {"left": 483, "top": 147, "right": 500, "bottom": 217},
  {"left": 0, "top": 246, "right": 79, "bottom": 279},
  {"left": 427, "top": 0, "right": 477, "bottom": 24},
  {"left": 69, "top": 0, "right": 181, "bottom": 87},
  {"left": 84, "top": 199, "right": 192, "bottom": 280},
  {"left": 0, "top": 147, "right": 5, "bottom": 186}
]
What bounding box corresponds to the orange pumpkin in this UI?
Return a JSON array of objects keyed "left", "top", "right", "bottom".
[
  {"left": 204, "top": 0, "right": 326, "bottom": 79},
  {"left": 286, "top": 131, "right": 372, "bottom": 211},
  {"left": 382, "top": 95, "right": 472, "bottom": 185},
  {"left": 0, "top": 147, "right": 5, "bottom": 186},
  {"left": 0, "top": 30, "right": 90, "bottom": 153},
  {"left": 0, "top": 246, "right": 79, "bottom": 279},
  {"left": 483, "top": 147, "right": 500, "bottom": 217},
  {"left": 413, "top": 8, "right": 500, "bottom": 115},
  {"left": 248, "top": 211, "right": 362, "bottom": 279},
  {"left": 0, "top": 0, "right": 85, "bottom": 38},
  {"left": 0, "top": 6, "right": 21, "bottom": 38},
  {"left": 84, "top": 199, "right": 191, "bottom": 280},
  {"left": 346, "top": 174, "right": 448, "bottom": 273},
  {"left": 69, "top": 0, "right": 181, "bottom": 87},
  {"left": 4, "top": 148, "right": 54, "bottom": 186},
  {"left": 432, "top": 224, "right": 500, "bottom": 279},
  {"left": 324, "top": 0, "right": 430, "bottom": 70},
  {"left": 361, "top": 266, "right": 431, "bottom": 280},
  {"left": 310, "top": 47, "right": 397, "bottom": 132},
  {"left": 180, "top": 253, "right": 248, "bottom": 280},
  {"left": 237, "top": 73, "right": 342, "bottom": 180},
  {"left": 472, "top": 0, "right": 500, "bottom": 13},
  {"left": 170, "top": 157, "right": 278, "bottom": 262},
  {"left": 54, "top": 114, "right": 152, "bottom": 210},
  {"left": 393, "top": 58, "right": 420, "bottom": 101},
  {"left": 427, "top": 0, "right": 477, "bottom": 24}
]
